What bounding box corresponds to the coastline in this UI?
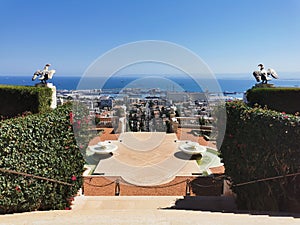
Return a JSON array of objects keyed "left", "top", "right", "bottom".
[{"left": 0, "top": 75, "right": 299, "bottom": 93}]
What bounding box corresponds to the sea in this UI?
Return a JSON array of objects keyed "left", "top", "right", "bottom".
[{"left": 1, "top": 75, "right": 300, "bottom": 97}]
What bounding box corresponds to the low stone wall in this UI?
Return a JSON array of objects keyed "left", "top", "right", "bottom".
[{"left": 83, "top": 175, "right": 223, "bottom": 196}]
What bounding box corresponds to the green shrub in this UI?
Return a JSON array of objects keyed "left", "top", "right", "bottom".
[
  {"left": 246, "top": 87, "right": 300, "bottom": 115},
  {"left": 0, "top": 103, "right": 85, "bottom": 214},
  {"left": 71, "top": 101, "right": 97, "bottom": 160},
  {"left": 218, "top": 101, "right": 300, "bottom": 212},
  {"left": 0, "top": 85, "right": 52, "bottom": 118}
]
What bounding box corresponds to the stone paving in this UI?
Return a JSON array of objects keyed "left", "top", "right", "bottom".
[
  {"left": 0, "top": 196, "right": 299, "bottom": 225},
  {"left": 90, "top": 132, "right": 223, "bottom": 186}
]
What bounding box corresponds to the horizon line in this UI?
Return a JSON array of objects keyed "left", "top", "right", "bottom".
[{"left": 0, "top": 71, "right": 299, "bottom": 79}]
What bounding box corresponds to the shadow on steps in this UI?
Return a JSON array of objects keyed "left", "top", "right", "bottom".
[
  {"left": 165, "top": 196, "right": 237, "bottom": 212},
  {"left": 163, "top": 196, "right": 300, "bottom": 218}
]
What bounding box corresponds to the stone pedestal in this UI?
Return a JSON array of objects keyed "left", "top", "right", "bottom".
[
  {"left": 35, "top": 83, "right": 57, "bottom": 109},
  {"left": 254, "top": 83, "right": 274, "bottom": 88}
]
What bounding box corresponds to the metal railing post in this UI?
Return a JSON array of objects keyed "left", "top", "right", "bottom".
[
  {"left": 185, "top": 179, "right": 191, "bottom": 196},
  {"left": 115, "top": 179, "right": 120, "bottom": 196}
]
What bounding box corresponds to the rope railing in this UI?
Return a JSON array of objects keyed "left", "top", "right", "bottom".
[
  {"left": 84, "top": 179, "right": 115, "bottom": 188},
  {"left": 84, "top": 172, "right": 300, "bottom": 190},
  {"left": 193, "top": 182, "right": 222, "bottom": 188},
  {"left": 4, "top": 166, "right": 298, "bottom": 193},
  {"left": 0, "top": 167, "right": 74, "bottom": 186},
  {"left": 187, "top": 172, "right": 300, "bottom": 188},
  {"left": 84, "top": 178, "right": 191, "bottom": 196},
  {"left": 120, "top": 179, "right": 188, "bottom": 189},
  {"left": 84, "top": 177, "right": 188, "bottom": 189},
  {"left": 232, "top": 172, "right": 300, "bottom": 187}
]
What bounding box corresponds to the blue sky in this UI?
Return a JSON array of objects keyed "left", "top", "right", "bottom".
[{"left": 0, "top": 0, "right": 299, "bottom": 77}]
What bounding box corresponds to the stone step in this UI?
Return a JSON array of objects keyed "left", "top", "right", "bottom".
[
  {"left": 0, "top": 196, "right": 299, "bottom": 225},
  {"left": 72, "top": 195, "right": 237, "bottom": 211},
  {"left": 72, "top": 196, "right": 180, "bottom": 210}
]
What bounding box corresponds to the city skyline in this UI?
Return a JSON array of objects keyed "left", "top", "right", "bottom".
[{"left": 0, "top": 0, "right": 300, "bottom": 77}]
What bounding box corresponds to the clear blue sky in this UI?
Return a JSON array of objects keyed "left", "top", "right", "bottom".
[{"left": 0, "top": 0, "right": 299, "bottom": 77}]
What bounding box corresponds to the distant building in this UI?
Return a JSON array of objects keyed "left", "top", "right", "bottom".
[
  {"left": 166, "top": 92, "right": 206, "bottom": 103},
  {"left": 189, "top": 92, "right": 207, "bottom": 102},
  {"left": 99, "top": 97, "right": 113, "bottom": 110},
  {"left": 167, "top": 92, "right": 189, "bottom": 102},
  {"left": 128, "top": 98, "right": 140, "bottom": 104}
]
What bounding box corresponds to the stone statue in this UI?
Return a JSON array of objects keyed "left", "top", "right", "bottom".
[
  {"left": 253, "top": 63, "right": 279, "bottom": 84},
  {"left": 32, "top": 64, "right": 56, "bottom": 84}
]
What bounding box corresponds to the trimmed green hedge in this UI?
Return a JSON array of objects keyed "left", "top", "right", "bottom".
[
  {"left": 218, "top": 101, "right": 300, "bottom": 212},
  {"left": 0, "top": 103, "right": 85, "bottom": 214},
  {"left": 246, "top": 87, "right": 300, "bottom": 115},
  {"left": 0, "top": 85, "right": 52, "bottom": 118}
]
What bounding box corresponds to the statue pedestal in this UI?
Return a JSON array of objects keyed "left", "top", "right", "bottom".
[
  {"left": 35, "top": 83, "right": 57, "bottom": 109},
  {"left": 254, "top": 83, "right": 274, "bottom": 88}
]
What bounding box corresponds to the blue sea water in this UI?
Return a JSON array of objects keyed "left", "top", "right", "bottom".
[{"left": 0, "top": 75, "right": 300, "bottom": 93}]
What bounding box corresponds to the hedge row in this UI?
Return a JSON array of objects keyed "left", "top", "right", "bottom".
[
  {"left": 218, "top": 101, "right": 300, "bottom": 212},
  {"left": 0, "top": 85, "right": 52, "bottom": 119},
  {"left": 246, "top": 87, "right": 300, "bottom": 115},
  {"left": 0, "top": 103, "right": 85, "bottom": 214}
]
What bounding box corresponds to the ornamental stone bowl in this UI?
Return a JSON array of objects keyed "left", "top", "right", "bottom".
[
  {"left": 179, "top": 141, "right": 206, "bottom": 155},
  {"left": 89, "top": 142, "right": 118, "bottom": 154}
]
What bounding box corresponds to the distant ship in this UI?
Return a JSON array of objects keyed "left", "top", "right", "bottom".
[{"left": 223, "top": 91, "right": 237, "bottom": 95}]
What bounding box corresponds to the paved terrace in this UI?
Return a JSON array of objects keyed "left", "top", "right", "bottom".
[
  {"left": 89, "top": 128, "right": 224, "bottom": 175},
  {"left": 87, "top": 130, "right": 224, "bottom": 186},
  {"left": 92, "top": 132, "right": 202, "bottom": 186}
]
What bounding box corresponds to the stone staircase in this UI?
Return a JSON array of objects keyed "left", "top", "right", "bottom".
[
  {"left": 0, "top": 196, "right": 299, "bottom": 225},
  {"left": 72, "top": 196, "right": 237, "bottom": 211}
]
